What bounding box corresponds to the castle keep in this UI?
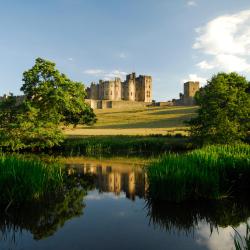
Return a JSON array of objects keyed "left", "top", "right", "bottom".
[
  {"left": 86, "top": 72, "right": 152, "bottom": 103},
  {"left": 174, "top": 81, "right": 200, "bottom": 105}
]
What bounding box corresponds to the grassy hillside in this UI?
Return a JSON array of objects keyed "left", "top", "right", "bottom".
[{"left": 64, "top": 105, "right": 198, "bottom": 136}]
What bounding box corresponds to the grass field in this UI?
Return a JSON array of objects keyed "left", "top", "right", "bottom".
[{"left": 64, "top": 105, "right": 198, "bottom": 136}]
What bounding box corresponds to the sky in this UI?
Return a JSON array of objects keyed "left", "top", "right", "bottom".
[{"left": 0, "top": 0, "right": 250, "bottom": 101}]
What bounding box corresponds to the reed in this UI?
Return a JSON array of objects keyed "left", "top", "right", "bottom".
[
  {"left": 0, "top": 154, "right": 64, "bottom": 204},
  {"left": 146, "top": 144, "right": 250, "bottom": 202},
  {"left": 57, "top": 135, "right": 189, "bottom": 156}
]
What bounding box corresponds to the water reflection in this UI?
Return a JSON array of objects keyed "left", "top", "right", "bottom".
[
  {"left": 66, "top": 160, "right": 250, "bottom": 235},
  {"left": 0, "top": 171, "right": 94, "bottom": 244},
  {"left": 66, "top": 160, "right": 147, "bottom": 201},
  {"left": 146, "top": 199, "right": 250, "bottom": 234},
  {"left": 0, "top": 158, "right": 250, "bottom": 250}
]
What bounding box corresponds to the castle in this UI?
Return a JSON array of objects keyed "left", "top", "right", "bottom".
[
  {"left": 0, "top": 76, "right": 200, "bottom": 110},
  {"left": 174, "top": 81, "right": 200, "bottom": 106},
  {"left": 86, "top": 72, "right": 152, "bottom": 102}
]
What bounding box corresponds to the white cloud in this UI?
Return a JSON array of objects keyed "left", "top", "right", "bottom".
[
  {"left": 193, "top": 10, "right": 250, "bottom": 72},
  {"left": 68, "top": 57, "right": 73, "bottom": 61},
  {"left": 196, "top": 222, "right": 247, "bottom": 250},
  {"left": 182, "top": 74, "right": 207, "bottom": 85},
  {"left": 83, "top": 69, "right": 127, "bottom": 80},
  {"left": 83, "top": 69, "right": 105, "bottom": 75},
  {"left": 187, "top": 1, "right": 197, "bottom": 7},
  {"left": 196, "top": 60, "right": 215, "bottom": 70}
]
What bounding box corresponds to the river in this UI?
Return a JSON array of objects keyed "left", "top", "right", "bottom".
[{"left": 0, "top": 157, "right": 249, "bottom": 250}]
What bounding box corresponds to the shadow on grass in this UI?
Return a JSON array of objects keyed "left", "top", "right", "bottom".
[
  {"left": 148, "top": 107, "right": 198, "bottom": 116},
  {"left": 92, "top": 114, "right": 192, "bottom": 129}
]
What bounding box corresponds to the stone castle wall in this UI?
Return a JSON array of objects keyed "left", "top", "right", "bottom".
[
  {"left": 86, "top": 72, "right": 152, "bottom": 103},
  {"left": 85, "top": 99, "right": 150, "bottom": 110}
]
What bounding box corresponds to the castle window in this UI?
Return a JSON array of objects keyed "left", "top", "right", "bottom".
[
  {"left": 111, "top": 91, "right": 112, "bottom": 95},
  {"left": 131, "top": 92, "right": 132, "bottom": 96}
]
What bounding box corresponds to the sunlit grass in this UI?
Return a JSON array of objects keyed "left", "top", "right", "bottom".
[{"left": 63, "top": 105, "right": 198, "bottom": 136}]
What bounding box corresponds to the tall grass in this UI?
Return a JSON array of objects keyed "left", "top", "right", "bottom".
[
  {"left": 0, "top": 154, "right": 64, "bottom": 204},
  {"left": 146, "top": 144, "right": 250, "bottom": 202},
  {"left": 56, "top": 135, "right": 190, "bottom": 156}
]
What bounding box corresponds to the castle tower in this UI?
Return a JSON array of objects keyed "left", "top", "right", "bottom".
[
  {"left": 135, "top": 75, "right": 152, "bottom": 102},
  {"left": 183, "top": 81, "right": 199, "bottom": 105},
  {"left": 89, "top": 82, "right": 99, "bottom": 99},
  {"left": 121, "top": 73, "right": 136, "bottom": 101},
  {"left": 105, "top": 78, "right": 122, "bottom": 101},
  {"left": 98, "top": 80, "right": 104, "bottom": 100},
  {"left": 114, "top": 78, "right": 122, "bottom": 100}
]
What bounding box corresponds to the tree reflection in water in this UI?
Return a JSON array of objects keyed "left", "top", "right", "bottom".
[
  {"left": 0, "top": 171, "right": 95, "bottom": 244},
  {"left": 146, "top": 198, "right": 250, "bottom": 235}
]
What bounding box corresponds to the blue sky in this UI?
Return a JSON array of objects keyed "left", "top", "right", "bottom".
[{"left": 0, "top": 0, "right": 250, "bottom": 100}]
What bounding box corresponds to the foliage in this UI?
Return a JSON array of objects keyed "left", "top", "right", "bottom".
[
  {"left": 21, "top": 57, "right": 96, "bottom": 127},
  {"left": 0, "top": 95, "right": 64, "bottom": 150},
  {"left": 0, "top": 58, "right": 96, "bottom": 151},
  {"left": 187, "top": 72, "right": 250, "bottom": 145},
  {"left": 146, "top": 144, "right": 250, "bottom": 202}
]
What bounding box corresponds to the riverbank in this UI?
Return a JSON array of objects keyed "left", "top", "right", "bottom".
[
  {"left": 56, "top": 134, "right": 191, "bottom": 156},
  {"left": 146, "top": 144, "right": 250, "bottom": 202},
  {"left": 0, "top": 154, "right": 63, "bottom": 205}
]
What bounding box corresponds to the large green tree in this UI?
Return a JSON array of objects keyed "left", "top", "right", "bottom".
[
  {"left": 0, "top": 58, "right": 96, "bottom": 150},
  {"left": 187, "top": 72, "right": 250, "bottom": 145},
  {"left": 21, "top": 57, "right": 96, "bottom": 127}
]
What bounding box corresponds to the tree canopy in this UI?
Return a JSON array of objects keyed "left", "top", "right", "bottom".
[
  {"left": 21, "top": 58, "right": 96, "bottom": 127},
  {"left": 0, "top": 58, "right": 96, "bottom": 151},
  {"left": 187, "top": 72, "right": 250, "bottom": 145}
]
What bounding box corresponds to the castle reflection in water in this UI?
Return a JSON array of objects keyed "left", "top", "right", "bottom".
[{"left": 66, "top": 161, "right": 148, "bottom": 201}]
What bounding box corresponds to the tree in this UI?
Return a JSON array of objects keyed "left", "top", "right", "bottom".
[
  {"left": 187, "top": 72, "right": 250, "bottom": 145},
  {"left": 21, "top": 58, "right": 96, "bottom": 127},
  {"left": 0, "top": 58, "right": 96, "bottom": 150},
  {"left": 0, "top": 96, "right": 64, "bottom": 150}
]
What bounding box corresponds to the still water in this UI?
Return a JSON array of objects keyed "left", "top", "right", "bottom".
[{"left": 0, "top": 157, "right": 249, "bottom": 250}]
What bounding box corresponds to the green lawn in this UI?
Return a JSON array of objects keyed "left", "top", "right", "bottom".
[{"left": 64, "top": 105, "right": 198, "bottom": 136}]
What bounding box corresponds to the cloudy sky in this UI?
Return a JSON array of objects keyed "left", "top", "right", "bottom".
[{"left": 0, "top": 0, "right": 250, "bottom": 100}]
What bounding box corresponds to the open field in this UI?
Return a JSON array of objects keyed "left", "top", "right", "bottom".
[{"left": 64, "top": 105, "right": 198, "bottom": 136}]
